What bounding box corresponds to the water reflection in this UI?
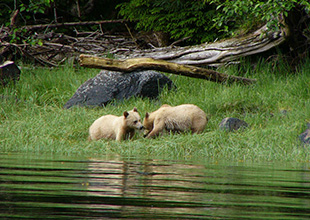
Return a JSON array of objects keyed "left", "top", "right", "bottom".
[{"left": 0, "top": 153, "right": 310, "bottom": 219}]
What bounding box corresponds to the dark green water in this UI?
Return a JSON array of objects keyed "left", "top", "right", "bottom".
[{"left": 0, "top": 153, "right": 310, "bottom": 219}]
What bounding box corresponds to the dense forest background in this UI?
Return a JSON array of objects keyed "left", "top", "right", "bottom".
[{"left": 1, "top": 0, "right": 310, "bottom": 65}]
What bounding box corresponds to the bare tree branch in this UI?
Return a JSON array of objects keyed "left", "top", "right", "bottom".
[{"left": 22, "top": 19, "right": 126, "bottom": 31}]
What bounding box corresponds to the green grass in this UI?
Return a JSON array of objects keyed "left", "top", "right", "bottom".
[{"left": 0, "top": 59, "right": 309, "bottom": 163}]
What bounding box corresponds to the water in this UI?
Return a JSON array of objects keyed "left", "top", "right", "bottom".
[{"left": 1, "top": 153, "right": 310, "bottom": 219}]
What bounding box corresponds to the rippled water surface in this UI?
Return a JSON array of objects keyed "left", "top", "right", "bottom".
[{"left": 1, "top": 153, "right": 310, "bottom": 219}]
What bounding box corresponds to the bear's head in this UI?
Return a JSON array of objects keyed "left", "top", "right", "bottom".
[{"left": 123, "top": 107, "right": 144, "bottom": 130}]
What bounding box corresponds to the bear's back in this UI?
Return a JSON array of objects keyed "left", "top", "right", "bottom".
[
  {"left": 89, "top": 115, "right": 122, "bottom": 140},
  {"left": 159, "top": 104, "right": 206, "bottom": 131},
  {"left": 162, "top": 104, "right": 205, "bottom": 118}
]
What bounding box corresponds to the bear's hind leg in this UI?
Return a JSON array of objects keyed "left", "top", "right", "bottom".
[{"left": 191, "top": 116, "right": 207, "bottom": 134}]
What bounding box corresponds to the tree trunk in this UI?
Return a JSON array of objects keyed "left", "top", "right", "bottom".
[
  {"left": 114, "top": 23, "right": 289, "bottom": 67},
  {"left": 79, "top": 54, "right": 256, "bottom": 85}
]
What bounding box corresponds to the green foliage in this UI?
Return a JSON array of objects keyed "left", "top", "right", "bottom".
[
  {"left": 0, "top": 0, "right": 123, "bottom": 26},
  {"left": 0, "top": 0, "right": 54, "bottom": 26},
  {"left": 117, "top": 0, "right": 224, "bottom": 44},
  {"left": 2, "top": 0, "right": 310, "bottom": 47},
  {"left": 19, "top": 0, "right": 54, "bottom": 15},
  {"left": 118, "top": 0, "right": 310, "bottom": 42},
  {"left": 0, "top": 0, "right": 123, "bottom": 45},
  {"left": 205, "top": 0, "right": 310, "bottom": 35},
  {"left": 1, "top": 0, "right": 55, "bottom": 45}
]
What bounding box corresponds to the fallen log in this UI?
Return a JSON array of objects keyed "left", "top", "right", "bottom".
[
  {"left": 115, "top": 23, "right": 289, "bottom": 67},
  {"left": 79, "top": 54, "right": 256, "bottom": 85}
]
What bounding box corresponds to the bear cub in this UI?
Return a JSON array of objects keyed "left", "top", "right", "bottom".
[
  {"left": 143, "top": 104, "right": 207, "bottom": 138},
  {"left": 89, "top": 107, "right": 143, "bottom": 141}
]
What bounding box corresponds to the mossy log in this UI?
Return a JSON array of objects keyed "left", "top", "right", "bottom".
[{"left": 79, "top": 54, "right": 256, "bottom": 85}]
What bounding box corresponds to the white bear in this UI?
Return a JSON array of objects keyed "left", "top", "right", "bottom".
[
  {"left": 143, "top": 104, "right": 207, "bottom": 138},
  {"left": 89, "top": 107, "right": 143, "bottom": 141}
]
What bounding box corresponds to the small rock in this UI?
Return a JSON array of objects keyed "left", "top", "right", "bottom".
[
  {"left": 219, "top": 117, "right": 248, "bottom": 132},
  {"left": 64, "top": 70, "right": 174, "bottom": 109},
  {"left": 280, "top": 109, "right": 288, "bottom": 115},
  {"left": 299, "top": 123, "right": 310, "bottom": 145},
  {"left": 0, "top": 61, "right": 21, "bottom": 86}
]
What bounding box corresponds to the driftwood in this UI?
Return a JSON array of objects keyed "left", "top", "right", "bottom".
[
  {"left": 1, "top": 30, "right": 136, "bottom": 67},
  {"left": 116, "top": 23, "right": 289, "bottom": 66},
  {"left": 0, "top": 20, "right": 136, "bottom": 67},
  {"left": 21, "top": 19, "right": 125, "bottom": 31},
  {"left": 1, "top": 18, "right": 288, "bottom": 67},
  {"left": 79, "top": 55, "right": 256, "bottom": 85}
]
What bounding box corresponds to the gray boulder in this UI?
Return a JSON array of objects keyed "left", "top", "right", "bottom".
[
  {"left": 63, "top": 70, "right": 174, "bottom": 109},
  {"left": 219, "top": 117, "right": 248, "bottom": 132},
  {"left": 299, "top": 123, "right": 310, "bottom": 145}
]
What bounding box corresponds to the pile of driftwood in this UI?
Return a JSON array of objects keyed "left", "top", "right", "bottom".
[
  {"left": 0, "top": 20, "right": 142, "bottom": 67},
  {"left": 1, "top": 17, "right": 288, "bottom": 69},
  {"left": 1, "top": 18, "right": 290, "bottom": 85}
]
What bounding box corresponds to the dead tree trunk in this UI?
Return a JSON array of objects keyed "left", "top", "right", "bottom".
[
  {"left": 79, "top": 55, "right": 256, "bottom": 85},
  {"left": 114, "top": 23, "right": 289, "bottom": 67}
]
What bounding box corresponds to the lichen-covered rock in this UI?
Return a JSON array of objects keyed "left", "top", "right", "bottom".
[
  {"left": 63, "top": 70, "right": 174, "bottom": 109},
  {"left": 0, "top": 61, "right": 21, "bottom": 86},
  {"left": 299, "top": 123, "right": 310, "bottom": 145},
  {"left": 219, "top": 117, "right": 248, "bottom": 132}
]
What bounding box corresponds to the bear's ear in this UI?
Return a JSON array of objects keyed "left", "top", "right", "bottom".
[
  {"left": 145, "top": 112, "right": 149, "bottom": 118},
  {"left": 133, "top": 107, "right": 138, "bottom": 112},
  {"left": 123, "top": 111, "right": 129, "bottom": 118}
]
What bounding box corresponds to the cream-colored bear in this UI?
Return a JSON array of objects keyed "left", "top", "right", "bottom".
[
  {"left": 143, "top": 104, "right": 207, "bottom": 138},
  {"left": 88, "top": 107, "right": 143, "bottom": 141}
]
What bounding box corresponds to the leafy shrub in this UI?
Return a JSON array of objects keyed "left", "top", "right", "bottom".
[
  {"left": 206, "top": 0, "right": 310, "bottom": 35},
  {"left": 117, "top": 0, "right": 227, "bottom": 44},
  {"left": 118, "top": 0, "right": 310, "bottom": 44}
]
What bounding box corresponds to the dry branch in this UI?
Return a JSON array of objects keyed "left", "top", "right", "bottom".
[
  {"left": 0, "top": 26, "right": 136, "bottom": 66},
  {"left": 22, "top": 19, "right": 126, "bottom": 31},
  {"left": 79, "top": 54, "right": 256, "bottom": 85}
]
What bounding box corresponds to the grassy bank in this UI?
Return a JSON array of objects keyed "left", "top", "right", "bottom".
[{"left": 1, "top": 59, "right": 309, "bottom": 162}]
